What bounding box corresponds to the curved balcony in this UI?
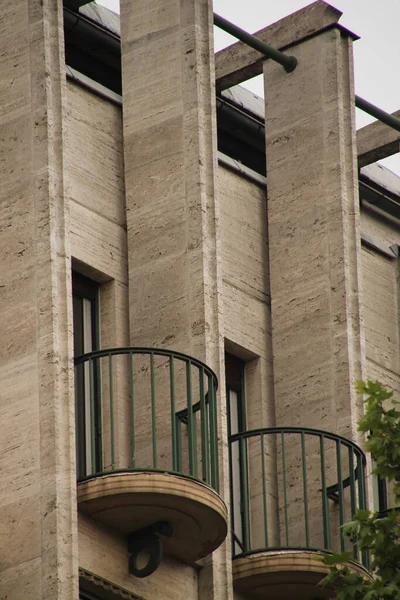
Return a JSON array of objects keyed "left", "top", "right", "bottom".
[
  {"left": 229, "top": 427, "right": 371, "bottom": 599},
  {"left": 74, "top": 348, "right": 227, "bottom": 569}
]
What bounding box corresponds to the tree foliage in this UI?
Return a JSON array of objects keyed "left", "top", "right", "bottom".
[{"left": 322, "top": 380, "right": 400, "bottom": 599}]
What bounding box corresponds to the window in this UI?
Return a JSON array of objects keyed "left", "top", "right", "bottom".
[
  {"left": 73, "top": 272, "right": 100, "bottom": 480},
  {"left": 226, "top": 353, "right": 247, "bottom": 554}
]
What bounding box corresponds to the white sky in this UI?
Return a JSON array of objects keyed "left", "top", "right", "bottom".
[{"left": 95, "top": 0, "right": 400, "bottom": 174}]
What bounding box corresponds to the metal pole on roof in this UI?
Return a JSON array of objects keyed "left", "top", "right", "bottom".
[
  {"left": 213, "top": 13, "right": 298, "bottom": 73},
  {"left": 214, "top": 14, "right": 400, "bottom": 134},
  {"left": 355, "top": 95, "right": 400, "bottom": 133}
]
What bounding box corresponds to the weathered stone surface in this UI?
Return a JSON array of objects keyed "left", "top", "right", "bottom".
[
  {"left": 3, "top": 1, "right": 400, "bottom": 597},
  {"left": 120, "top": 2, "right": 230, "bottom": 599},
  {"left": 263, "top": 25, "right": 365, "bottom": 551},
  {"left": 357, "top": 109, "right": 400, "bottom": 167},
  {"left": 265, "top": 27, "right": 364, "bottom": 435},
  {"left": 360, "top": 207, "right": 400, "bottom": 396},
  {"left": 78, "top": 513, "right": 198, "bottom": 600},
  {"left": 0, "top": 1, "right": 78, "bottom": 598}
]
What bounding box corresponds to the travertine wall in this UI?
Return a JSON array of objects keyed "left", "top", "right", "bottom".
[
  {"left": 359, "top": 208, "right": 400, "bottom": 510},
  {"left": 219, "top": 166, "right": 273, "bottom": 429},
  {"left": 65, "top": 81, "right": 132, "bottom": 470},
  {"left": 78, "top": 514, "right": 198, "bottom": 600},
  {"left": 264, "top": 27, "right": 363, "bottom": 437},
  {"left": 65, "top": 81, "right": 128, "bottom": 349},
  {"left": 361, "top": 247, "right": 399, "bottom": 386},
  {"left": 65, "top": 82, "right": 127, "bottom": 288},
  {"left": 264, "top": 24, "right": 364, "bottom": 551},
  {"left": 0, "top": 1, "right": 78, "bottom": 597},
  {"left": 6, "top": 1, "right": 400, "bottom": 597},
  {"left": 361, "top": 245, "right": 399, "bottom": 508},
  {"left": 360, "top": 210, "right": 400, "bottom": 405},
  {"left": 218, "top": 165, "right": 279, "bottom": 550}
]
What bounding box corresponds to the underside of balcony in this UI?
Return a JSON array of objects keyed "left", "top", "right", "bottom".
[
  {"left": 232, "top": 550, "right": 371, "bottom": 600},
  {"left": 77, "top": 470, "right": 227, "bottom": 563}
]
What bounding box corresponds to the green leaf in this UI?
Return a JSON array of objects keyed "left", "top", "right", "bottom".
[
  {"left": 326, "top": 381, "right": 400, "bottom": 600},
  {"left": 323, "top": 551, "right": 353, "bottom": 566}
]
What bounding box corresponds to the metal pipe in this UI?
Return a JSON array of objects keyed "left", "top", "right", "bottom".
[
  {"left": 213, "top": 14, "right": 400, "bottom": 134},
  {"left": 356, "top": 95, "right": 400, "bottom": 133},
  {"left": 213, "top": 13, "right": 297, "bottom": 73}
]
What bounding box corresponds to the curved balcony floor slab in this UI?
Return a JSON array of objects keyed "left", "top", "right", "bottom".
[
  {"left": 232, "top": 550, "right": 371, "bottom": 600},
  {"left": 77, "top": 471, "right": 228, "bottom": 563}
]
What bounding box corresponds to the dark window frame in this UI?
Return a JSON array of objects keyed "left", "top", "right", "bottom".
[{"left": 73, "top": 272, "right": 102, "bottom": 480}]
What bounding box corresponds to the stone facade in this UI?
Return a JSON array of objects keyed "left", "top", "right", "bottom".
[{"left": 0, "top": 1, "right": 399, "bottom": 599}]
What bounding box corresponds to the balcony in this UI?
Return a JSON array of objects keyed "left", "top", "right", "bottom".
[
  {"left": 74, "top": 348, "right": 227, "bottom": 572},
  {"left": 229, "top": 427, "right": 372, "bottom": 599}
]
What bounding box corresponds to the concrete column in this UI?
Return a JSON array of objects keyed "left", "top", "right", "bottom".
[
  {"left": 120, "top": 1, "right": 231, "bottom": 599},
  {"left": 0, "top": 1, "right": 78, "bottom": 599},
  {"left": 264, "top": 25, "right": 364, "bottom": 439}
]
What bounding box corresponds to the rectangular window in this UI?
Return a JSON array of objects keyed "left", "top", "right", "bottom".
[
  {"left": 226, "top": 352, "right": 246, "bottom": 554},
  {"left": 73, "top": 272, "right": 100, "bottom": 480}
]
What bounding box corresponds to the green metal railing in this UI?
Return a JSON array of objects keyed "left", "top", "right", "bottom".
[
  {"left": 229, "top": 427, "right": 368, "bottom": 566},
  {"left": 74, "top": 348, "right": 219, "bottom": 491}
]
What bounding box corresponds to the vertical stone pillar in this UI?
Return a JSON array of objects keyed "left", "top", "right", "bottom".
[
  {"left": 0, "top": 1, "right": 77, "bottom": 598},
  {"left": 120, "top": 0, "right": 222, "bottom": 366},
  {"left": 120, "top": 1, "right": 230, "bottom": 599},
  {"left": 264, "top": 23, "right": 365, "bottom": 552},
  {"left": 264, "top": 25, "right": 364, "bottom": 438}
]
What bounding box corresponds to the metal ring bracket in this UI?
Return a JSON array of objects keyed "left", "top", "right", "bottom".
[{"left": 128, "top": 522, "right": 173, "bottom": 578}]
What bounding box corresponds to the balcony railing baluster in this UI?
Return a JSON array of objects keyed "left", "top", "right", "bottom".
[
  {"left": 129, "top": 352, "right": 135, "bottom": 468},
  {"left": 169, "top": 356, "right": 177, "bottom": 472},
  {"left": 281, "top": 431, "right": 289, "bottom": 547},
  {"left": 260, "top": 433, "right": 268, "bottom": 548},
  {"left": 199, "top": 367, "right": 208, "bottom": 483},
  {"left": 108, "top": 353, "right": 115, "bottom": 470},
  {"left": 301, "top": 431, "right": 310, "bottom": 548},
  {"left": 149, "top": 352, "right": 156, "bottom": 469},
  {"left": 89, "top": 357, "right": 96, "bottom": 473},
  {"left": 319, "top": 434, "right": 330, "bottom": 550}
]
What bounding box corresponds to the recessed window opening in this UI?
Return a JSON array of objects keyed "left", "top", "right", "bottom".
[
  {"left": 226, "top": 352, "right": 247, "bottom": 555},
  {"left": 73, "top": 272, "right": 101, "bottom": 480}
]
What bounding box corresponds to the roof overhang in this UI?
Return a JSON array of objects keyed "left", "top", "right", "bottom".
[{"left": 64, "top": 0, "right": 92, "bottom": 9}]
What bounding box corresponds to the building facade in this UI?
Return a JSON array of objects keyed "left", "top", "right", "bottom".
[{"left": 1, "top": 0, "right": 399, "bottom": 598}]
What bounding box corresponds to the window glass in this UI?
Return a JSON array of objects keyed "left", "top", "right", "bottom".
[
  {"left": 226, "top": 352, "right": 246, "bottom": 553},
  {"left": 73, "top": 272, "right": 100, "bottom": 480}
]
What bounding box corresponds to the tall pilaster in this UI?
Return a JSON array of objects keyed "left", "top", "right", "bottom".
[
  {"left": 120, "top": 0, "right": 222, "bottom": 365},
  {"left": 120, "top": 1, "right": 230, "bottom": 598},
  {"left": 0, "top": 1, "right": 77, "bottom": 598},
  {"left": 264, "top": 23, "right": 365, "bottom": 439}
]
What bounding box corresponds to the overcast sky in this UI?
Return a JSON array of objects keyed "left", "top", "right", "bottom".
[{"left": 95, "top": 0, "right": 400, "bottom": 173}]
